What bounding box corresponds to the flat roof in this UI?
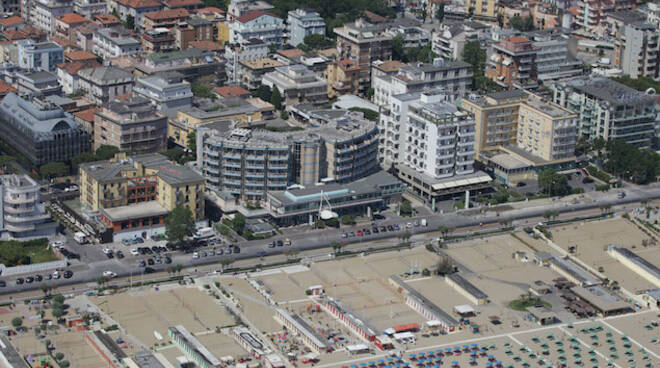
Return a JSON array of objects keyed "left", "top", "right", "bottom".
[
  {"left": 490, "top": 152, "right": 531, "bottom": 170},
  {"left": 169, "top": 325, "right": 221, "bottom": 367},
  {"left": 390, "top": 275, "right": 459, "bottom": 327},
  {"left": 537, "top": 252, "right": 600, "bottom": 286},
  {"left": 570, "top": 286, "right": 632, "bottom": 313},
  {"left": 608, "top": 246, "right": 660, "bottom": 280},
  {"left": 276, "top": 309, "right": 328, "bottom": 349},
  {"left": 562, "top": 77, "right": 656, "bottom": 106},
  {"left": 134, "top": 350, "right": 166, "bottom": 368},
  {"left": 324, "top": 297, "right": 378, "bottom": 336},
  {"left": 446, "top": 273, "right": 488, "bottom": 300},
  {"left": 101, "top": 201, "right": 169, "bottom": 222}
]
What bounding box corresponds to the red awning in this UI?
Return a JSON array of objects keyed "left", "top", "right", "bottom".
[{"left": 393, "top": 323, "right": 420, "bottom": 333}]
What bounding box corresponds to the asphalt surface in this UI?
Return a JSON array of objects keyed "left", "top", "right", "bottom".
[{"left": 1, "top": 184, "right": 659, "bottom": 296}]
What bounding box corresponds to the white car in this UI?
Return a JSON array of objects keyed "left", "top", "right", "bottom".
[
  {"left": 50, "top": 240, "right": 64, "bottom": 249},
  {"left": 130, "top": 249, "right": 140, "bottom": 256},
  {"left": 103, "top": 271, "right": 117, "bottom": 278},
  {"left": 192, "top": 252, "right": 200, "bottom": 259},
  {"left": 52, "top": 271, "right": 60, "bottom": 279},
  {"left": 102, "top": 248, "right": 112, "bottom": 254}
]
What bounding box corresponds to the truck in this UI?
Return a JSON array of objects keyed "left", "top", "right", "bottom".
[
  {"left": 73, "top": 232, "right": 87, "bottom": 244},
  {"left": 420, "top": 218, "right": 427, "bottom": 227},
  {"left": 193, "top": 227, "right": 215, "bottom": 240}
]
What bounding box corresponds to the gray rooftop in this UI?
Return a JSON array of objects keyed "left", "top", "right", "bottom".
[
  {"left": 607, "top": 10, "right": 647, "bottom": 24},
  {"left": 608, "top": 245, "right": 660, "bottom": 280},
  {"left": 447, "top": 273, "right": 488, "bottom": 300},
  {"left": 134, "top": 350, "right": 166, "bottom": 368},
  {"left": 95, "top": 27, "right": 140, "bottom": 46},
  {"left": 79, "top": 66, "right": 133, "bottom": 84},
  {"left": 20, "top": 70, "right": 58, "bottom": 83},
  {"left": 570, "top": 286, "right": 632, "bottom": 313},
  {"left": 101, "top": 201, "right": 169, "bottom": 222},
  {"left": 0, "top": 93, "right": 81, "bottom": 139},
  {"left": 537, "top": 252, "right": 600, "bottom": 286},
  {"left": 80, "top": 153, "right": 203, "bottom": 185},
  {"left": 562, "top": 77, "right": 657, "bottom": 106},
  {"left": 390, "top": 275, "right": 459, "bottom": 327}
]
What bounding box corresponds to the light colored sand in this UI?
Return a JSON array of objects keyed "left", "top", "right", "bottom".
[{"left": 52, "top": 331, "right": 106, "bottom": 368}]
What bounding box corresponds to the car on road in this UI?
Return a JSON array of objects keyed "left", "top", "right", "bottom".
[
  {"left": 192, "top": 252, "right": 200, "bottom": 259},
  {"left": 52, "top": 271, "right": 60, "bottom": 279},
  {"left": 16, "top": 278, "right": 24, "bottom": 285},
  {"left": 349, "top": 231, "right": 355, "bottom": 237},
  {"left": 35, "top": 275, "right": 42, "bottom": 282},
  {"left": 106, "top": 252, "right": 114, "bottom": 259},
  {"left": 209, "top": 249, "right": 215, "bottom": 256},
  {"left": 234, "top": 246, "right": 240, "bottom": 253},
  {"left": 164, "top": 256, "right": 172, "bottom": 264},
  {"left": 46, "top": 274, "right": 52, "bottom": 280},
  {"left": 356, "top": 230, "right": 363, "bottom": 236},
  {"left": 130, "top": 249, "right": 140, "bottom": 256},
  {"left": 116, "top": 250, "right": 124, "bottom": 259},
  {"left": 341, "top": 233, "right": 347, "bottom": 238},
  {"left": 0, "top": 280, "right": 5, "bottom": 287},
  {"left": 394, "top": 224, "right": 400, "bottom": 231},
  {"left": 63, "top": 270, "right": 73, "bottom": 279},
  {"left": 103, "top": 248, "right": 112, "bottom": 254},
  {"left": 380, "top": 226, "right": 387, "bottom": 232},
  {"left": 387, "top": 225, "right": 394, "bottom": 231},
  {"left": 372, "top": 227, "right": 379, "bottom": 234},
  {"left": 284, "top": 239, "right": 291, "bottom": 246},
  {"left": 201, "top": 251, "right": 207, "bottom": 257},
  {"left": 414, "top": 221, "right": 419, "bottom": 227},
  {"left": 103, "top": 271, "right": 117, "bottom": 278},
  {"left": 151, "top": 246, "right": 160, "bottom": 253},
  {"left": 50, "top": 240, "right": 64, "bottom": 248},
  {"left": 373, "top": 214, "right": 386, "bottom": 220},
  {"left": 406, "top": 222, "right": 413, "bottom": 229},
  {"left": 363, "top": 228, "right": 371, "bottom": 235},
  {"left": 138, "top": 260, "right": 146, "bottom": 267},
  {"left": 268, "top": 242, "right": 275, "bottom": 248},
  {"left": 147, "top": 258, "right": 154, "bottom": 265},
  {"left": 134, "top": 237, "right": 144, "bottom": 244},
  {"left": 276, "top": 240, "right": 283, "bottom": 247},
  {"left": 25, "top": 276, "right": 34, "bottom": 283}
]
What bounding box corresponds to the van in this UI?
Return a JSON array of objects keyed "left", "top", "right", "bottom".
[
  {"left": 73, "top": 232, "right": 87, "bottom": 244},
  {"left": 193, "top": 227, "right": 214, "bottom": 240}
]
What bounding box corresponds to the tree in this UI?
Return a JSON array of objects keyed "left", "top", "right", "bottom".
[
  {"left": 436, "top": 3, "right": 445, "bottom": 22},
  {"left": 270, "top": 87, "right": 282, "bottom": 110},
  {"left": 11, "top": 317, "right": 22, "bottom": 328},
  {"left": 0, "top": 155, "right": 15, "bottom": 169},
  {"left": 201, "top": 0, "right": 228, "bottom": 10},
  {"left": 348, "top": 107, "right": 379, "bottom": 121},
  {"left": 438, "top": 225, "right": 451, "bottom": 237},
  {"left": 186, "top": 131, "right": 196, "bottom": 151},
  {"left": 325, "top": 217, "right": 339, "bottom": 228},
  {"left": 392, "top": 34, "right": 405, "bottom": 61},
  {"left": 330, "top": 241, "right": 343, "bottom": 254},
  {"left": 191, "top": 81, "right": 216, "bottom": 99},
  {"left": 508, "top": 16, "right": 535, "bottom": 31},
  {"left": 603, "top": 139, "right": 660, "bottom": 184},
  {"left": 124, "top": 14, "right": 135, "bottom": 30},
  {"left": 252, "top": 84, "right": 272, "bottom": 101},
  {"left": 95, "top": 276, "right": 109, "bottom": 287},
  {"left": 231, "top": 213, "right": 246, "bottom": 234},
  {"left": 400, "top": 231, "right": 412, "bottom": 243},
  {"left": 52, "top": 294, "right": 65, "bottom": 305},
  {"left": 400, "top": 200, "right": 413, "bottom": 216},
  {"left": 163, "top": 149, "right": 184, "bottom": 162},
  {"left": 71, "top": 152, "right": 96, "bottom": 169},
  {"left": 164, "top": 206, "right": 195, "bottom": 245},
  {"left": 340, "top": 215, "right": 355, "bottom": 225},
  {"left": 55, "top": 352, "right": 64, "bottom": 361},
  {"left": 300, "top": 34, "right": 333, "bottom": 51},
  {"left": 95, "top": 145, "right": 119, "bottom": 160},
  {"left": 538, "top": 169, "right": 569, "bottom": 196},
  {"left": 40, "top": 283, "right": 53, "bottom": 297},
  {"left": 421, "top": 2, "right": 428, "bottom": 22},
  {"left": 40, "top": 162, "right": 68, "bottom": 179}
]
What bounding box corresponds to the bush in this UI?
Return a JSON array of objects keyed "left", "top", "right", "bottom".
[
  {"left": 11, "top": 317, "right": 22, "bottom": 328},
  {"left": 596, "top": 184, "right": 610, "bottom": 192},
  {"left": 570, "top": 187, "right": 585, "bottom": 194},
  {"left": 55, "top": 352, "right": 64, "bottom": 361},
  {"left": 340, "top": 215, "right": 355, "bottom": 225},
  {"left": 587, "top": 166, "right": 611, "bottom": 182},
  {"left": 60, "top": 361, "right": 70, "bottom": 368}
]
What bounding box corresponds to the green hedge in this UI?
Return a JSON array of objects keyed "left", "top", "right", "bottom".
[{"left": 587, "top": 165, "right": 611, "bottom": 182}]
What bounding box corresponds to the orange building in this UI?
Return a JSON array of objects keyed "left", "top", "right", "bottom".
[{"left": 486, "top": 36, "right": 538, "bottom": 90}]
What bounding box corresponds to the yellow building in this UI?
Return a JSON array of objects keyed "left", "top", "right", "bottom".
[
  {"left": 168, "top": 96, "right": 273, "bottom": 148},
  {"left": 326, "top": 59, "right": 361, "bottom": 99},
  {"left": 465, "top": 0, "right": 498, "bottom": 23},
  {"left": 460, "top": 89, "right": 528, "bottom": 159},
  {"left": 79, "top": 153, "right": 205, "bottom": 232},
  {"left": 517, "top": 96, "right": 577, "bottom": 162},
  {"left": 217, "top": 21, "right": 230, "bottom": 45}
]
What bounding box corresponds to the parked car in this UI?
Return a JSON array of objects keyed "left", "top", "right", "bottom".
[{"left": 63, "top": 270, "right": 73, "bottom": 279}]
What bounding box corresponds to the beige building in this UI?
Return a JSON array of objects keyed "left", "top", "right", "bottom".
[
  {"left": 326, "top": 59, "right": 361, "bottom": 99},
  {"left": 465, "top": 0, "right": 497, "bottom": 23},
  {"left": 237, "top": 57, "right": 284, "bottom": 89},
  {"left": 94, "top": 96, "right": 168, "bottom": 154}
]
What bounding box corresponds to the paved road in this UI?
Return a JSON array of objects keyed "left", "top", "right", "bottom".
[{"left": 1, "top": 184, "right": 659, "bottom": 296}]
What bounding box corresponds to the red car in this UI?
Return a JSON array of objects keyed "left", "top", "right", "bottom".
[{"left": 357, "top": 229, "right": 363, "bottom": 236}]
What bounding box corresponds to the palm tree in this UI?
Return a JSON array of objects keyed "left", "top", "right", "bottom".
[{"left": 330, "top": 241, "right": 343, "bottom": 254}]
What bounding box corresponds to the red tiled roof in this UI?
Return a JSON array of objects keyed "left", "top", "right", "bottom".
[
  {"left": 507, "top": 36, "right": 531, "bottom": 43},
  {"left": 197, "top": 7, "right": 225, "bottom": 14},
  {"left": 118, "top": 0, "right": 162, "bottom": 9},
  {"left": 363, "top": 10, "right": 386, "bottom": 23},
  {"left": 50, "top": 36, "right": 77, "bottom": 48},
  {"left": 236, "top": 10, "right": 279, "bottom": 23},
  {"left": 0, "top": 80, "right": 17, "bottom": 95},
  {"left": 1, "top": 29, "right": 28, "bottom": 40},
  {"left": 57, "top": 13, "right": 89, "bottom": 24},
  {"left": 188, "top": 40, "right": 221, "bottom": 51},
  {"left": 57, "top": 60, "right": 100, "bottom": 75},
  {"left": 73, "top": 107, "right": 98, "bottom": 122},
  {"left": 338, "top": 59, "right": 360, "bottom": 70},
  {"left": 213, "top": 85, "right": 250, "bottom": 97},
  {"left": 0, "top": 16, "right": 25, "bottom": 27},
  {"left": 276, "top": 48, "right": 304, "bottom": 59},
  {"left": 163, "top": 0, "right": 202, "bottom": 7},
  {"left": 145, "top": 8, "right": 189, "bottom": 20},
  {"left": 95, "top": 14, "right": 121, "bottom": 25},
  {"left": 65, "top": 50, "right": 97, "bottom": 61}
]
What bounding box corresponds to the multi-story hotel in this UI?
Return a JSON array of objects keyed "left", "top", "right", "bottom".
[
  {"left": 79, "top": 153, "right": 205, "bottom": 239},
  {"left": 0, "top": 175, "right": 56, "bottom": 239},
  {"left": 486, "top": 36, "right": 538, "bottom": 90},
  {"left": 198, "top": 110, "right": 379, "bottom": 202}
]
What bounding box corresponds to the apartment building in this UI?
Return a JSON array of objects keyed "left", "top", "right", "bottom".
[
  {"left": 261, "top": 64, "right": 329, "bottom": 107},
  {"left": 224, "top": 38, "right": 268, "bottom": 83},
  {"left": 432, "top": 21, "right": 490, "bottom": 61},
  {"left": 486, "top": 36, "right": 538, "bottom": 90},
  {"left": 334, "top": 19, "right": 393, "bottom": 95},
  {"left": 622, "top": 23, "right": 660, "bottom": 80},
  {"left": 172, "top": 16, "right": 214, "bottom": 50},
  {"left": 54, "top": 12, "right": 89, "bottom": 40},
  {"left": 385, "top": 25, "right": 431, "bottom": 50},
  {"left": 93, "top": 27, "right": 141, "bottom": 59},
  {"left": 142, "top": 8, "right": 190, "bottom": 30},
  {"left": 326, "top": 59, "right": 361, "bottom": 99},
  {"left": 1, "top": 0, "right": 20, "bottom": 15},
  {"left": 372, "top": 59, "right": 472, "bottom": 107},
  {"left": 73, "top": 0, "right": 107, "bottom": 18},
  {"left": 162, "top": 0, "right": 201, "bottom": 11},
  {"left": 576, "top": 0, "right": 637, "bottom": 33},
  {"left": 16, "top": 70, "right": 62, "bottom": 96},
  {"left": 114, "top": 0, "right": 163, "bottom": 30},
  {"left": 78, "top": 65, "right": 134, "bottom": 105},
  {"left": 0, "top": 93, "right": 90, "bottom": 166},
  {"left": 238, "top": 57, "right": 284, "bottom": 89},
  {"left": 24, "top": 0, "right": 74, "bottom": 33},
  {"left": 529, "top": 31, "right": 583, "bottom": 83},
  {"left": 134, "top": 48, "right": 222, "bottom": 80},
  {"left": 464, "top": 0, "right": 497, "bottom": 23},
  {"left": 79, "top": 153, "right": 205, "bottom": 239},
  {"left": 16, "top": 39, "right": 63, "bottom": 71},
  {"left": 133, "top": 72, "right": 192, "bottom": 117},
  {"left": 0, "top": 175, "right": 56, "bottom": 239},
  {"left": 227, "top": 0, "right": 273, "bottom": 21},
  {"left": 93, "top": 96, "right": 168, "bottom": 153},
  {"left": 56, "top": 58, "right": 100, "bottom": 94},
  {"left": 552, "top": 77, "right": 657, "bottom": 148},
  {"left": 141, "top": 28, "right": 176, "bottom": 52},
  {"left": 286, "top": 8, "right": 325, "bottom": 47},
  {"left": 229, "top": 10, "right": 285, "bottom": 45},
  {"left": 198, "top": 109, "right": 379, "bottom": 202}
]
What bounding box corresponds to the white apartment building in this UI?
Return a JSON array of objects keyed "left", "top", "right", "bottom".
[
  {"left": 16, "top": 40, "right": 63, "bottom": 71},
  {"left": 622, "top": 22, "right": 660, "bottom": 80},
  {"left": 286, "top": 8, "right": 325, "bottom": 47},
  {"left": 229, "top": 9, "right": 285, "bottom": 45},
  {"left": 262, "top": 64, "right": 328, "bottom": 106},
  {"left": 74, "top": 0, "right": 107, "bottom": 18},
  {"left": 93, "top": 27, "right": 141, "bottom": 59},
  {"left": 0, "top": 175, "right": 56, "bottom": 239},
  {"left": 227, "top": 0, "right": 273, "bottom": 21},
  {"left": 133, "top": 72, "right": 193, "bottom": 117},
  {"left": 224, "top": 38, "right": 268, "bottom": 83},
  {"left": 530, "top": 32, "right": 584, "bottom": 83},
  {"left": 372, "top": 59, "right": 472, "bottom": 107},
  {"left": 27, "top": 0, "right": 74, "bottom": 33},
  {"left": 385, "top": 25, "right": 431, "bottom": 50},
  {"left": 432, "top": 21, "right": 490, "bottom": 61}
]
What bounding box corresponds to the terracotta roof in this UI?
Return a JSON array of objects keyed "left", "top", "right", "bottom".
[
  {"left": 363, "top": 10, "right": 386, "bottom": 23},
  {"left": 236, "top": 10, "right": 279, "bottom": 23},
  {"left": 20, "top": 25, "right": 46, "bottom": 37},
  {"left": 50, "top": 35, "right": 77, "bottom": 48},
  {"left": 568, "top": 7, "right": 580, "bottom": 17},
  {"left": 376, "top": 60, "right": 405, "bottom": 72},
  {"left": 213, "top": 85, "right": 250, "bottom": 97},
  {"left": 198, "top": 7, "right": 225, "bottom": 14},
  {"left": 0, "top": 16, "right": 25, "bottom": 27},
  {"left": 145, "top": 8, "right": 189, "bottom": 20},
  {"left": 1, "top": 29, "right": 28, "bottom": 40},
  {"left": 57, "top": 13, "right": 89, "bottom": 24},
  {"left": 117, "top": 0, "right": 162, "bottom": 9},
  {"left": 57, "top": 60, "right": 100, "bottom": 75},
  {"left": 73, "top": 106, "right": 98, "bottom": 122},
  {"left": 163, "top": 0, "right": 202, "bottom": 7},
  {"left": 188, "top": 40, "right": 221, "bottom": 51},
  {"left": 337, "top": 59, "right": 360, "bottom": 71},
  {"left": 276, "top": 48, "right": 304, "bottom": 59},
  {"left": 65, "top": 50, "right": 97, "bottom": 61},
  {"left": 0, "top": 80, "right": 17, "bottom": 95},
  {"left": 507, "top": 36, "right": 531, "bottom": 43},
  {"left": 95, "top": 14, "right": 121, "bottom": 25}
]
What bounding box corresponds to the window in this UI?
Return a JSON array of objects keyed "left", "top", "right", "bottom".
[{"left": 152, "top": 217, "right": 160, "bottom": 224}]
